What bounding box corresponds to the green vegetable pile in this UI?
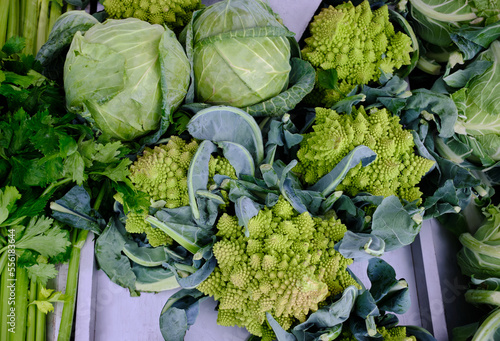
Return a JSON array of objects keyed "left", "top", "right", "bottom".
[{"left": 1, "top": 0, "right": 499, "bottom": 340}]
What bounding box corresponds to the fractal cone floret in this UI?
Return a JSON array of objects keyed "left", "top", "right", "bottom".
[
  {"left": 123, "top": 136, "right": 236, "bottom": 247},
  {"left": 301, "top": 0, "right": 413, "bottom": 107},
  {"left": 103, "top": 0, "right": 202, "bottom": 30},
  {"left": 294, "top": 106, "right": 434, "bottom": 204},
  {"left": 197, "top": 196, "right": 360, "bottom": 339}
]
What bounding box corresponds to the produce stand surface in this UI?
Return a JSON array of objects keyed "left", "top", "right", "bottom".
[
  {"left": 45, "top": 1, "right": 479, "bottom": 341},
  {"left": 71, "top": 220, "right": 460, "bottom": 341}
]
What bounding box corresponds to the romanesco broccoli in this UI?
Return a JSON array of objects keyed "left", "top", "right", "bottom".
[
  {"left": 197, "top": 196, "right": 360, "bottom": 339},
  {"left": 124, "top": 210, "right": 173, "bottom": 247},
  {"left": 378, "top": 326, "right": 417, "bottom": 341},
  {"left": 103, "top": 0, "right": 202, "bottom": 30},
  {"left": 129, "top": 136, "right": 198, "bottom": 209},
  {"left": 294, "top": 106, "right": 434, "bottom": 204},
  {"left": 123, "top": 136, "right": 236, "bottom": 247},
  {"left": 301, "top": 0, "right": 413, "bottom": 107}
]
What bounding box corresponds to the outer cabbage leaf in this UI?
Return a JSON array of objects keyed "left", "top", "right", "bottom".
[
  {"left": 408, "top": 0, "right": 495, "bottom": 47},
  {"left": 453, "top": 41, "right": 500, "bottom": 140},
  {"left": 36, "top": 11, "right": 99, "bottom": 81}
]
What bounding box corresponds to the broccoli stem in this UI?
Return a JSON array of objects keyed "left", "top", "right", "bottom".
[
  {"left": 11, "top": 267, "right": 29, "bottom": 341},
  {"left": 36, "top": 0, "right": 50, "bottom": 52},
  {"left": 0, "top": 0, "right": 9, "bottom": 46},
  {"left": 22, "top": 0, "right": 39, "bottom": 55},
  {"left": 35, "top": 285, "right": 46, "bottom": 341},
  {"left": 472, "top": 308, "right": 500, "bottom": 341},
  {"left": 146, "top": 215, "right": 201, "bottom": 254},
  {"left": 25, "top": 279, "right": 37, "bottom": 341},
  {"left": 7, "top": 0, "right": 19, "bottom": 40}
]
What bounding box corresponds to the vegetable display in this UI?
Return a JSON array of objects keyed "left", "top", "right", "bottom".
[{"left": 1, "top": 0, "right": 500, "bottom": 340}]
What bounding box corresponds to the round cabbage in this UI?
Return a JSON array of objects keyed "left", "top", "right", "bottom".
[
  {"left": 190, "top": 0, "right": 292, "bottom": 108},
  {"left": 64, "top": 18, "right": 190, "bottom": 141}
]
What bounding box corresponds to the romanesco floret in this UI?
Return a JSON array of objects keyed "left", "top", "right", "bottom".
[
  {"left": 378, "top": 326, "right": 417, "bottom": 341},
  {"left": 301, "top": 0, "right": 413, "bottom": 107},
  {"left": 209, "top": 155, "right": 237, "bottom": 184},
  {"left": 197, "top": 196, "right": 360, "bottom": 339},
  {"left": 129, "top": 136, "right": 198, "bottom": 208},
  {"left": 103, "top": 0, "right": 202, "bottom": 30},
  {"left": 123, "top": 136, "right": 237, "bottom": 247},
  {"left": 124, "top": 211, "right": 173, "bottom": 247},
  {"left": 294, "top": 106, "right": 434, "bottom": 204}
]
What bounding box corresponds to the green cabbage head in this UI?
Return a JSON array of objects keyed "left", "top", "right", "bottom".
[
  {"left": 64, "top": 18, "right": 190, "bottom": 141},
  {"left": 189, "top": 0, "right": 292, "bottom": 108}
]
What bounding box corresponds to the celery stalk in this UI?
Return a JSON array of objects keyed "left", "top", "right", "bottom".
[
  {"left": 57, "top": 183, "right": 105, "bottom": 341},
  {"left": 6, "top": 0, "right": 19, "bottom": 40},
  {"left": 56, "top": 229, "right": 88, "bottom": 341},
  {"left": 22, "top": 0, "right": 39, "bottom": 55},
  {"left": 47, "top": 0, "right": 63, "bottom": 35},
  {"left": 0, "top": 253, "right": 11, "bottom": 341},
  {"left": 35, "top": 285, "right": 46, "bottom": 341},
  {"left": 36, "top": 0, "right": 49, "bottom": 52},
  {"left": 26, "top": 280, "right": 38, "bottom": 341},
  {"left": 11, "top": 267, "right": 29, "bottom": 341},
  {"left": 0, "top": 0, "right": 9, "bottom": 46},
  {"left": 0, "top": 250, "right": 7, "bottom": 274}
]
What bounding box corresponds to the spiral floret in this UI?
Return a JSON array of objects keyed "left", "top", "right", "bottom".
[
  {"left": 295, "top": 106, "right": 435, "bottom": 205},
  {"left": 301, "top": 0, "right": 413, "bottom": 107},
  {"left": 103, "top": 0, "right": 202, "bottom": 30},
  {"left": 197, "top": 196, "right": 359, "bottom": 338}
]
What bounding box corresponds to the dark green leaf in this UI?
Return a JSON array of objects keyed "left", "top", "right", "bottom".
[
  {"left": 245, "top": 58, "right": 316, "bottom": 118},
  {"left": 187, "top": 106, "right": 264, "bottom": 164},
  {"left": 50, "top": 185, "right": 103, "bottom": 234},
  {"left": 371, "top": 196, "right": 420, "bottom": 251},
  {"left": 94, "top": 217, "right": 137, "bottom": 295},
  {"left": 159, "top": 288, "right": 208, "bottom": 341}
]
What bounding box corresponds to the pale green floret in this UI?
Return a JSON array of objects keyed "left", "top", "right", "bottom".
[
  {"left": 301, "top": 0, "right": 413, "bottom": 107},
  {"left": 295, "top": 106, "right": 434, "bottom": 205},
  {"left": 338, "top": 327, "right": 416, "bottom": 341},
  {"left": 123, "top": 211, "right": 173, "bottom": 247},
  {"left": 122, "top": 136, "right": 197, "bottom": 246},
  {"left": 103, "top": 0, "right": 202, "bottom": 30},
  {"left": 378, "top": 326, "right": 417, "bottom": 341},
  {"left": 124, "top": 136, "right": 237, "bottom": 246},
  {"left": 129, "top": 136, "right": 198, "bottom": 208},
  {"left": 209, "top": 155, "right": 237, "bottom": 184},
  {"left": 197, "top": 197, "right": 359, "bottom": 339}
]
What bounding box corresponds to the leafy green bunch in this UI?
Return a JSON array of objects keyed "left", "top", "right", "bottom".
[{"left": 0, "top": 186, "right": 71, "bottom": 340}]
